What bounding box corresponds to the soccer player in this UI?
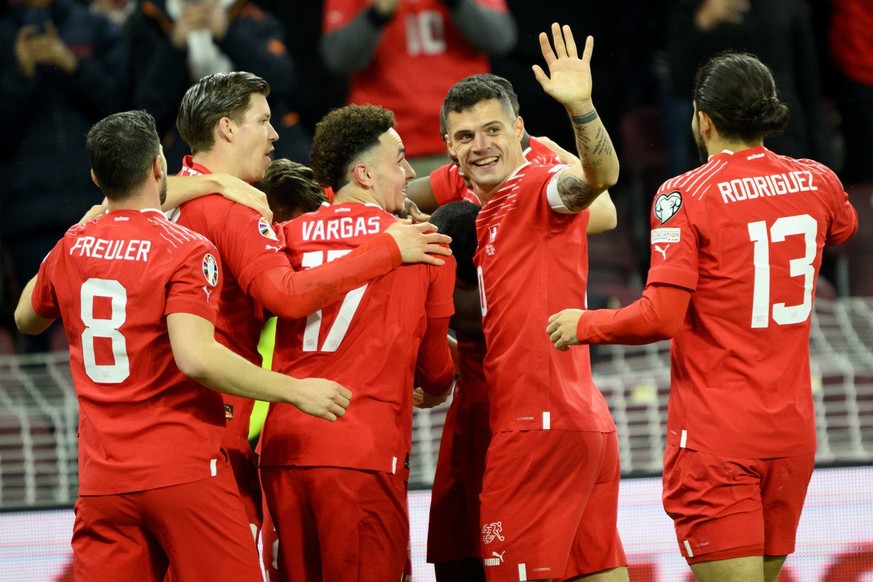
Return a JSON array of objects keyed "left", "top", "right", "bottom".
[
  {"left": 441, "top": 23, "right": 628, "bottom": 582},
  {"left": 13, "top": 110, "right": 351, "bottom": 581},
  {"left": 170, "top": 71, "right": 452, "bottom": 533},
  {"left": 256, "top": 158, "right": 328, "bottom": 223},
  {"left": 546, "top": 52, "right": 859, "bottom": 582},
  {"left": 424, "top": 201, "right": 489, "bottom": 582},
  {"left": 405, "top": 72, "right": 617, "bottom": 237},
  {"left": 258, "top": 104, "right": 457, "bottom": 581}
]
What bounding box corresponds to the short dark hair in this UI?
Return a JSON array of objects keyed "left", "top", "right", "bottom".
[
  {"left": 439, "top": 73, "right": 520, "bottom": 136},
  {"left": 257, "top": 159, "right": 327, "bottom": 223},
  {"left": 177, "top": 72, "right": 271, "bottom": 154},
  {"left": 693, "top": 51, "right": 790, "bottom": 142},
  {"left": 309, "top": 104, "right": 395, "bottom": 192},
  {"left": 428, "top": 201, "right": 480, "bottom": 286},
  {"left": 441, "top": 77, "right": 516, "bottom": 135},
  {"left": 86, "top": 110, "right": 161, "bottom": 200}
]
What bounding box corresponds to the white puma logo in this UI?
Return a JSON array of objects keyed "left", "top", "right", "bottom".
[
  {"left": 654, "top": 244, "right": 670, "bottom": 260},
  {"left": 483, "top": 550, "right": 506, "bottom": 566}
]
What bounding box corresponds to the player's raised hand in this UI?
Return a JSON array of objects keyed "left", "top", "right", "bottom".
[
  {"left": 290, "top": 378, "right": 352, "bottom": 422},
  {"left": 385, "top": 220, "right": 452, "bottom": 266},
  {"left": 546, "top": 309, "right": 585, "bottom": 351},
  {"left": 532, "top": 24, "right": 594, "bottom": 114}
]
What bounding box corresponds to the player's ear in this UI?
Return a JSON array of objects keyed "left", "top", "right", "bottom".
[
  {"left": 514, "top": 115, "right": 525, "bottom": 141},
  {"left": 90, "top": 169, "right": 101, "bottom": 188},
  {"left": 445, "top": 136, "right": 458, "bottom": 160},
  {"left": 697, "top": 110, "right": 714, "bottom": 138},
  {"left": 217, "top": 116, "right": 234, "bottom": 142},
  {"left": 352, "top": 162, "right": 372, "bottom": 188},
  {"left": 152, "top": 156, "right": 164, "bottom": 180}
]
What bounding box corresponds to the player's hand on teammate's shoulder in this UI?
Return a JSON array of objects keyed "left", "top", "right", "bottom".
[
  {"left": 212, "top": 173, "right": 273, "bottom": 221},
  {"left": 78, "top": 203, "right": 107, "bottom": 225},
  {"left": 385, "top": 220, "right": 453, "bottom": 266},
  {"left": 289, "top": 378, "right": 352, "bottom": 422},
  {"left": 546, "top": 309, "right": 584, "bottom": 351},
  {"left": 398, "top": 198, "right": 431, "bottom": 223}
]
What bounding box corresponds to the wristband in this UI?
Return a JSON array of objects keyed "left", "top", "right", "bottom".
[{"left": 570, "top": 109, "right": 599, "bottom": 125}]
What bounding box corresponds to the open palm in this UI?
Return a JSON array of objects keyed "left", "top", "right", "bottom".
[{"left": 532, "top": 23, "right": 594, "bottom": 110}]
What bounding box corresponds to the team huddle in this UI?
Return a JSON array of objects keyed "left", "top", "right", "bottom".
[{"left": 14, "top": 20, "right": 858, "bottom": 582}]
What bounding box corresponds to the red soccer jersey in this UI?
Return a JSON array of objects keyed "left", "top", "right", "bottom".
[
  {"left": 259, "top": 203, "right": 455, "bottom": 479},
  {"left": 30, "top": 210, "right": 226, "bottom": 495},
  {"left": 173, "top": 157, "right": 291, "bottom": 461},
  {"left": 474, "top": 163, "right": 616, "bottom": 433},
  {"left": 430, "top": 136, "right": 562, "bottom": 206},
  {"left": 648, "top": 146, "right": 858, "bottom": 457},
  {"left": 323, "top": 0, "right": 507, "bottom": 158}
]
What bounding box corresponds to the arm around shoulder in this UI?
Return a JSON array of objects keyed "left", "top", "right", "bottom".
[{"left": 167, "top": 312, "right": 352, "bottom": 421}]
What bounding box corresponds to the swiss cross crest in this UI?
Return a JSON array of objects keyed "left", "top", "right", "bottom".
[{"left": 482, "top": 521, "right": 505, "bottom": 544}]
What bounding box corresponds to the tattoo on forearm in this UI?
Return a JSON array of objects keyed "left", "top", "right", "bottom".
[
  {"left": 558, "top": 173, "right": 594, "bottom": 211},
  {"left": 592, "top": 127, "right": 614, "bottom": 157}
]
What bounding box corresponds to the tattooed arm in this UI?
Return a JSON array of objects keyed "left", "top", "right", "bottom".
[{"left": 533, "top": 23, "right": 619, "bottom": 212}]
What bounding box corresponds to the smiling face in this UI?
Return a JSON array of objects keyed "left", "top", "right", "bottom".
[
  {"left": 445, "top": 98, "right": 524, "bottom": 200},
  {"left": 230, "top": 93, "right": 278, "bottom": 183},
  {"left": 366, "top": 128, "right": 415, "bottom": 214}
]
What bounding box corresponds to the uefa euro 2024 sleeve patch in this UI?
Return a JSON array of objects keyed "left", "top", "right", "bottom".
[
  {"left": 258, "top": 217, "right": 279, "bottom": 240},
  {"left": 202, "top": 253, "right": 219, "bottom": 287},
  {"left": 654, "top": 191, "right": 682, "bottom": 225}
]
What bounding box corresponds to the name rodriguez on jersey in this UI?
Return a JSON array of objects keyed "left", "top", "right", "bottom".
[
  {"left": 717, "top": 170, "right": 817, "bottom": 204},
  {"left": 300, "top": 215, "right": 382, "bottom": 241}
]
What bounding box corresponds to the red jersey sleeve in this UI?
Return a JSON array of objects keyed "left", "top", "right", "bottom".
[
  {"left": 645, "top": 186, "right": 700, "bottom": 292},
  {"left": 30, "top": 242, "right": 63, "bottom": 320},
  {"left": 164, "top": 241, "right": 222, "bottom": 324},
  {"left": 810, "top": 161, "right": 859, "bottom": 245},
  {"left": 210, "top": 200, "right": 289, "bottom": 294},
  {"left": 430, "top": 164, "right": 469, "bottom": 206},
  {"left": 416, "top": 255, "right": 457, "bottom": 395}
]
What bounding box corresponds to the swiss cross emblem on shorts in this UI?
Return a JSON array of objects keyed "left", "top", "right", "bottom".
[
  {"left": 482, "top": 521, "right": 505, "bottom": 544},
  {"left": 202, "top": 253, "right": 219, "bottom": 286}
]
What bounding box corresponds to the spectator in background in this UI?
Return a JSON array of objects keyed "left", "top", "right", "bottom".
[
  {"left": 126, "top": 0, "right": 310, "bottom": 170},
  {"left": 548, "top": 51, "right": 858, "bottom": 582},
  {"left": 828, "top": 0, "right": 873, "bottom": 185},
  {"left": 320, "top": 0, "right": 517, "bottom": 177},
  {"left": 663, "top": 0, "right": 834, "bottom": 174},
  {"left": 88, "top": 0, "right": 135, "bottom": 27},
  {"left": 0, "top": 0, "right": 127, "bottom": 352}
]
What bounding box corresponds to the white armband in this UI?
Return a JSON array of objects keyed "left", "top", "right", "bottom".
[{"left": 545, "top": 166, "right": 575, "bottom": 214}]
